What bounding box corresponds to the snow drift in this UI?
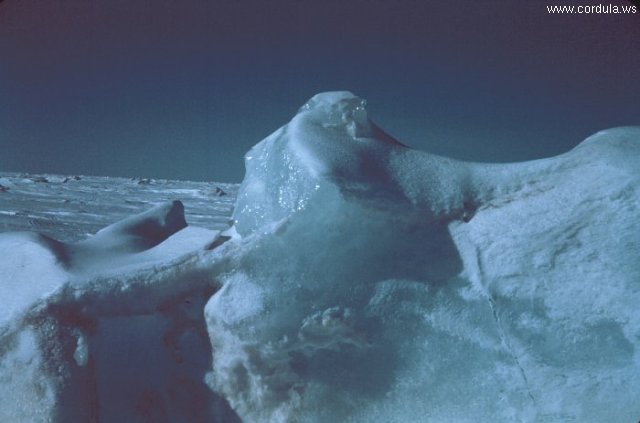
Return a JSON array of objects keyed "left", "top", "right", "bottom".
[{"left": 1, "top": 91, "right": 639, "bottom": 422}]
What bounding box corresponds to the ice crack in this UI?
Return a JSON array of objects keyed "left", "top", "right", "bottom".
[{"left": 473, "top": 246, "right": 538, "bottom": 409}]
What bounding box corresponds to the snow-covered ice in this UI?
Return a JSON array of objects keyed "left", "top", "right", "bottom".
[{"left": 1, "top": 91, "right": 639, "bottom": 422}]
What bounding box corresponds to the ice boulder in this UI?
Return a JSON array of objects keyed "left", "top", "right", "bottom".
[{"left": 206, "top": 92, "right": 640, "bottom": 422}]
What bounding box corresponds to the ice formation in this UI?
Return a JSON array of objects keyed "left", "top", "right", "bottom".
[
  {"left": 0, "top": 199, "right": 240, "bottom": 422},
  {"left": 1, "top": 92, "right": 639, "bottom": 422}
]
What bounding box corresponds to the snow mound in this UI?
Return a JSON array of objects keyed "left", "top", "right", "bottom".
[{"left": 1, "top": 91, "right": 639, "bottom": 422}]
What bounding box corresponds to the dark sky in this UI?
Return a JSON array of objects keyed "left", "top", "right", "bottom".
[{"left": 1, "top": 0, "right": 639, "bottom": 182}]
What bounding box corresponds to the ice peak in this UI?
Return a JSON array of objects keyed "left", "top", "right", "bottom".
[{"left": 299, "top": 91, "right": 369, "bottom": 136}]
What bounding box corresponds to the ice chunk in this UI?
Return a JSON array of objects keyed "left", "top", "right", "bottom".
[
  {"left": 87, "top": 200, "right": 187, "bottom": 252},
  {"left": 73, "top": 333, "right": 88, "bottom": 367},
  {"left": 0, "top": 200, "right": 219, "bottom": 282},
  {"left": 207, "top": 93, "right": 640, "bottom": 422},
  {"left": 233, "top": 92, "right": 481, "bottom": 238}
]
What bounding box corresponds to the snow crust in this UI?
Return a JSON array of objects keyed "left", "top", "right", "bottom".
[{"left": 1, "top": 91, "right": 639, "bottom": 422}]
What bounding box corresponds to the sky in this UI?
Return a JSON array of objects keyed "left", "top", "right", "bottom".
[{"left": 1, "top": 0, "right": 639, "bottom": 182}]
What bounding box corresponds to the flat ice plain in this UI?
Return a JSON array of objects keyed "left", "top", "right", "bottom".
[{"left": 1, "top": 92, "right": 639, "bottom": 422}]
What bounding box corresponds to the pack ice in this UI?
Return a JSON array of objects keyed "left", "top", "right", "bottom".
[{"left": 1, "top": 92, "right": 638, "bottom": 422}]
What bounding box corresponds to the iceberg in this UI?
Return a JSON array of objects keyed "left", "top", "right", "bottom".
[{"left": 0, "top": 91, "right": 639, "bottom": 422}]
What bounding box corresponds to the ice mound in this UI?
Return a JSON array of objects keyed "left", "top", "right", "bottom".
[
  {"left": 1, "top": 92, "right": 639, "bottom": 422},
  {"left": 209, "top": 92, "right": 640, "bottom": 422}
]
